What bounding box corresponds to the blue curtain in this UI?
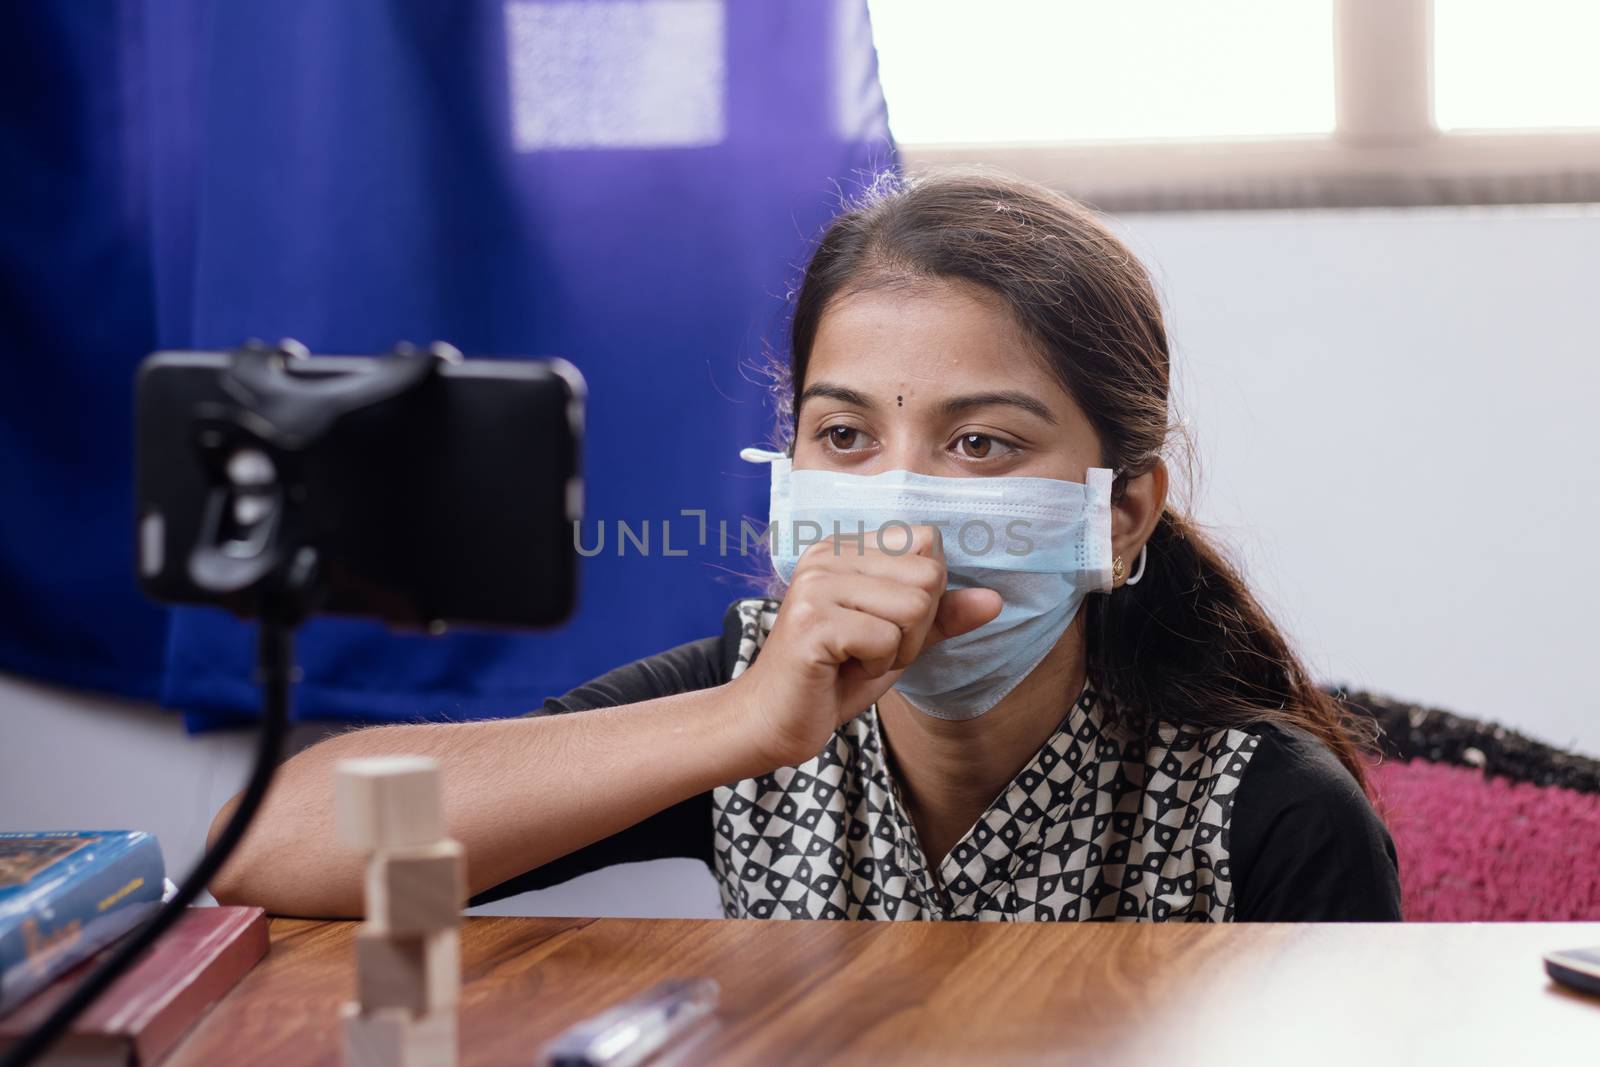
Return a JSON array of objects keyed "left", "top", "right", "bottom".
[{"left": 0, "top": 1, "right": 895, "bottom": 728}]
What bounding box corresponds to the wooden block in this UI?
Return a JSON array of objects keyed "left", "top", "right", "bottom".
[
  {"left": 335, "top": 756, "right": 445, "bottom": 851},
  {"left": 354, "top": 926, "right": 459, "bottom": 1014},
  {"left": 365, "top": 840, "right": 466, "bottom": 936},
  {"left": 340, "top": 1001, "right": 456, "bottom": 1067}
]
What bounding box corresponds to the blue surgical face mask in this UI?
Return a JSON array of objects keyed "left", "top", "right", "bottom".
[{"left": 742, "top": 448, "right": 1115, "bottom": 721}]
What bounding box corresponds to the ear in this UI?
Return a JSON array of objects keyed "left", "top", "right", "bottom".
[{"left": 1111, "top": 458, "right": 1167, "bottom": 579}]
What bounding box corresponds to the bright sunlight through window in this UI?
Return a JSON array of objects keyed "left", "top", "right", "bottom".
[
  {"left": 865, "top": 0, "right": 1336, "bottom": 145},
  {"left": 1433, "top": 0, "right": 1600, "bottom": 131}
]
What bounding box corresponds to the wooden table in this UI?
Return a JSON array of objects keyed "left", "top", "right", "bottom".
[{"left": 164, "top": 917, "right": 1599, "bottom": 1066}]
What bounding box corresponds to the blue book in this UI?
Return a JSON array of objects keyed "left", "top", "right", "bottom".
[{"left": 0, "top": 831, "right": 166, "bottom": 1015}]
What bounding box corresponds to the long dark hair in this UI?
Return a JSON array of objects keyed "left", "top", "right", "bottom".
[{"left": 784, "top": 169, "right": 1375, "bottom": 791}]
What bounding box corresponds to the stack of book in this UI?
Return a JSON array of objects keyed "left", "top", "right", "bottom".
[{"left": 0, "top": 831, "right": 268, "bottom": 1065}]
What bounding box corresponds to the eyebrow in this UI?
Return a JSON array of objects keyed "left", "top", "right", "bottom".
[
  {"left": 797, "top": 381, "right": 877, "bottom": 413},
  {"left": 796, "top": 382, "right": 1059, "bottom": 426},
  {"left": 936, "top": 390, "right": 1058, "bottom": 425}
]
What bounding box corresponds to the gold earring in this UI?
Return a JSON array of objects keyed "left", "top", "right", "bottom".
[{"left": 1112, "top": 555, "right": 1126, "bottom": 585}]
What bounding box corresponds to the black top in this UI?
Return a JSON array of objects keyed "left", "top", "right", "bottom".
[{"left": 476, "top": 607, "right": 1402, "bottom": 922}]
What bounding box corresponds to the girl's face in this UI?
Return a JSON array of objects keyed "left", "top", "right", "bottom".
[{"left": 793, "top": 278, "right": 1103, "bottom": 482}]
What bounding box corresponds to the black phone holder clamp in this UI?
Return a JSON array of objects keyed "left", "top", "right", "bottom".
[{"left": 186, "top": 339, "right": 459, "bottom": 625}]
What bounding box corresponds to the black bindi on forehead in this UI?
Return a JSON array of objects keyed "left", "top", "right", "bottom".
[{"left": 897, "top": 394, "right": 903, "bottom": 407}]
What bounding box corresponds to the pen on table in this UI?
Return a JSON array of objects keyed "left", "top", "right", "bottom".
[{"left": 539, "top": 977, "right": 720, "bottom": 1067}]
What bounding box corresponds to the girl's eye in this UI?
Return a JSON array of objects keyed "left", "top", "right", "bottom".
[
  {"left": 958, "top": 433, "right": 996, "bottom": 459},
  {"left": 826, "top": 425, "right": 864, "bottom": 450}
]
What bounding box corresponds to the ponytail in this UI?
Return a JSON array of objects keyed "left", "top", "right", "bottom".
[{"left": 1086, "top": 510, "right": 1376, "bottom": 792}]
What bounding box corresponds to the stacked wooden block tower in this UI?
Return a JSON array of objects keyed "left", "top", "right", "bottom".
[{"left": 334, "top": 756, "right": 465, "bottom": 1067}]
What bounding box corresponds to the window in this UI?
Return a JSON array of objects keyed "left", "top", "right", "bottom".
[
  {"left": 869, "top": 0, "right": 1335, "bottom": 144},
  {"left": 871, "top": 0, "right": 1600, "bottom": 210},
  {"left": 1433, "top": 0, "right": 1600, "bottom": 132}
]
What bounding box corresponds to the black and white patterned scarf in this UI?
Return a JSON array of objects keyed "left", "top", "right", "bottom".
[{"left": 711, "top": 598, "right": 1262, "bottom": 922}]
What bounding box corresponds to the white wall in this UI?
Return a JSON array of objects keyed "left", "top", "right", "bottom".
[
  {"left": 3, "top": 203, "right": 1596, "bottom": 920},
  {"left": 1116, "top": 204, "right": 1600, "bottom": 756}
]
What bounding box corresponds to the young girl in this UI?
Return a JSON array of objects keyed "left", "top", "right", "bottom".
[{"left": 213, "top": 171, "right": 1401, "bottom": 923}]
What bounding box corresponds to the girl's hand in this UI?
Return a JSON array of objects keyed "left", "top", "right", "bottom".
[{"left": 730, "top": 525, "right": 1002, "bottom": 770}]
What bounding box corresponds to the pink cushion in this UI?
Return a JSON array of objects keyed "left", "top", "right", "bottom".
[{"left": 1369, "top": 758, "right": 1600, "bottom": 921}]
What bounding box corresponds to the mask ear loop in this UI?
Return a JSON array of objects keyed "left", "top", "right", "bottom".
[
  {"left": 1107, "top": 467, "right": 1149, "bottom": 588},
  {"left": 1124, "top": 544, "right": 1148, "bottom": 586}
]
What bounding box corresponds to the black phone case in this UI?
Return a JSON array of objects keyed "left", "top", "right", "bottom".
[
  {"left": 1544, "top": 952, "right": 1600, "bottom": 998},
  {"left": 136, "top": 351, "right": 583, "bottom": 630}
]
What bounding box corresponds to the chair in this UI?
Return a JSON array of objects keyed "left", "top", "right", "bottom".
[{"left": 1334, "top": 689, "right": 1600, "bottom": 921}]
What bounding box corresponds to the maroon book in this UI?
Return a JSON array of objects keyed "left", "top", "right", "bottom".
[{"left": 0, "top": 905, "right": 268, "bottom": 1065}]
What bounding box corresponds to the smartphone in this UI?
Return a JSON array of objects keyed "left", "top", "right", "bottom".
[
  {"left": 136, "top": 349, "right": 584, "bottom": 630},
  {"left": 1545, "top": 946, "right": 1600, "bottom": 998}
]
